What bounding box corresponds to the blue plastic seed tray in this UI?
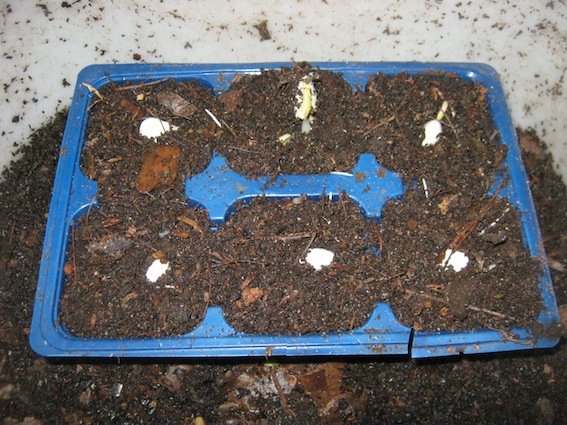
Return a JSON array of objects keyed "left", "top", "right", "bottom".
[{"left": 30, "top": 62, "right": 560, "bottom": 358}]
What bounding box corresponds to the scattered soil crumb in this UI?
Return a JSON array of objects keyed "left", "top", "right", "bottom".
[{"left": 254, "top": 19, "right": 272, "bottom": 41}]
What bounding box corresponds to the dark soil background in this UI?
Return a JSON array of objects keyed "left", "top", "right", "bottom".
[{"left": 1, "top": 114, "right": 566, "bottom": 423}]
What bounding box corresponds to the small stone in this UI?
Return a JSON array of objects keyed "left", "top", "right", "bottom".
[
  {"left": 146, "top": 259, "right": 170, "bottom": 283},
  {"left": 440, "top": 249, "right": 469, "bottom": 272},
  {"left": 139, "top": 118, "right": 177, "bottom": 140},
  {"left": 305, "top": 248, "right": 335, "bottom": 271},
  {"left": 421, "top": 119, "right": 442, "bottom": 146}
]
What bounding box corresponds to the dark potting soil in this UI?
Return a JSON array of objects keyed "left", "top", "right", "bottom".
[
  {"left": 217, "top": 62, "right": 368, "bottom": 176},
  {"left": 57, "top": 63, "right": 545, "bottom": 337},
  {"left": 212, "top": 194, "right": 385, "bottom": 335},
  {"left": 1, "top": 110, "right": 566, "bottom": 424}
]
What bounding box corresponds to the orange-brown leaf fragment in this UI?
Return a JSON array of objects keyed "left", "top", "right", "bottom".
[
  {"left": 63, "top": 263, "right": 74, "bottom": 276},
  {"left": 241, "top": 287, "right": 264, "bottom": 306},
  {"left": 121, "top": 291, "right": 139, "bottom": 307},
  {"left": 102, "top": 217, "right": 122, "bottom": 228},
  {"left": 136, "top": 146, "right": 181, "bottom": 193},
  {"left": 178, "top": 215, "right": 205, "bottom": 237},
  {"left": 152, "top": 250, "right": 167, "bottom": 260},
  {"left": 119, "top": 99, "right": 144, "bottom": 119},
  {"left": 299, "top": 362, "right": 345, "bottom": 409}
]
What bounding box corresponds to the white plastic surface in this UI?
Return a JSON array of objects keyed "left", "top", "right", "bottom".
[{"left": 1, "top": 1, "right": 566, "bottom": 181}]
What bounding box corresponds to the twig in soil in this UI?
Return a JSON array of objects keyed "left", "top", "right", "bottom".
[
  {"left": 209, "top": 251, "right": 265, "bottom": 267},
  {"left": 220, "top": 119, "right": 238, "bottom": 138},
  {"left": 442, "top": 185, "right": 502, "bottom": 260},
  {"left": 235, "top": 232, "right": 313, "bottom": 244},
  {"left": 394, "top": 115, "right": 405, "bottom": 139},
  {"left": 370, "top": 221, "right": 385, "bottom": 253},
  {"left": 348, "top": 316, "right": 356, "bottom": 331},
  {"left": 204, "top": 108, "right": 222, "bottom": 128},
  {"left": 85, "top": 195, "right": 97, "bottom": 224},
  {"left": 271, "top": 370, "right": 295, "bottom": 418},
  {"left": 404, "top": 289, "right": 516, "bottom": 321},
  {"left": 548, "top": 258, "right": 566, "bottom": 273},
  {"left": 440, "top": 112, "right": 461, "bottom": 144},
  {"left": 70, "top": 222, "right": 78, "bottom": 287},
  {"left": 466, "top": 305, "right": 516, "bottom": 321},
  {"left": 221, "top": 117, "right": 266, "bottom": 156},
  {"left": 127, "top": 134, "right": 144, "bottom": 146},
  {"left": 379, "top": 271, "right": 406, "bottom": 284},
  {"left": 240, "top": 271, "right": 259, "bottom": 290},
  {"left": 226, "top": 145, "right": 261, "bottom": 154},
  {"left": 298, "top": 232, "right": 317, "bottom": 264},
  {"left": 177, "top": 215, "right": 205, "bottom": 237},
  {"left": 203, "top": 264, "right": 213, "bottom": 319},
  {"left": 115, "top": 77, "right": 171, "bottom": 91},
  {"left": 429, "top": 188, "right": 453, "bottom": 200},
  {"left": 82, "top": 82, "right": 103, "bottom": 99},
  {"left": 271, "top": 232, "right": 314, "bottom": 242},
  {"left": 337, "top": 188, "right": 349, "bottom": 220},
  {"left": 487, "top": 327, "right": 528, "bottom": 344}
]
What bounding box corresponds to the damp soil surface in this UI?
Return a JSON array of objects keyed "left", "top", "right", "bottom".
[
  {"left": 1, "top": 112, "right": 566, "bottom": 424},
  {"left": 58, "top": 64, "right": 542, "bottom": 338}
]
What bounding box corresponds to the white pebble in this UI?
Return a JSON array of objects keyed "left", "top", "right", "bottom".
[
  {"left": 146, "top": 259, "right": 170, "bottom": 282},
  {"left": 305, "top": 248, "right": 335, "bottom": 271},
  {"left": 440, "top": 249, "right": 469, "bottom": 272},
  {"left": 421, "top": 119, "right": 443, "bottom": 147},
  {"left": 139, "top": 117, "right": 177, "bottom": 140}
]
